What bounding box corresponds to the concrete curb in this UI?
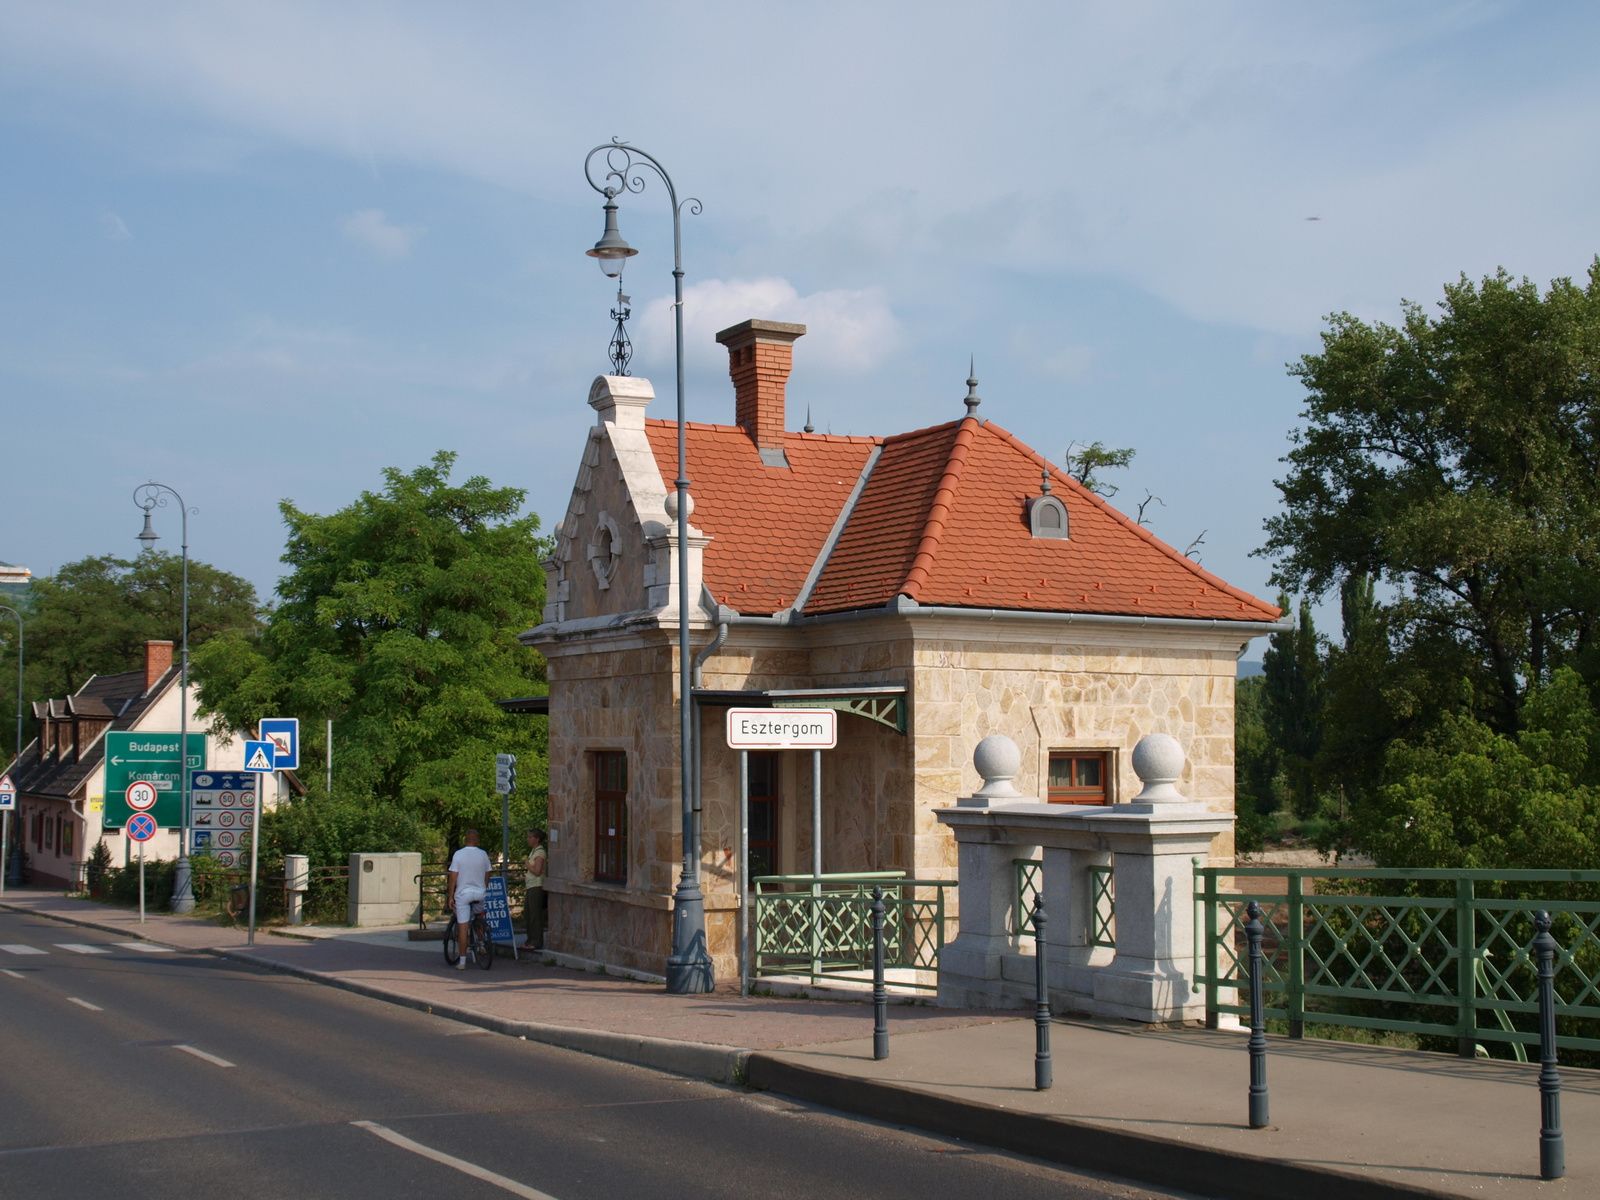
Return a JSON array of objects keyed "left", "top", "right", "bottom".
[
  {"left": 744, "top": 1054, "right": 1465, "bottom": 1200},
  {"left": 0, "top": 900, "right": 749, "bottom": 1086}
]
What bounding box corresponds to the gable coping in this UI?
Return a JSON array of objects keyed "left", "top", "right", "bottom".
[{"left": 792, "top": 443, "right": 883, "bottom": 615}]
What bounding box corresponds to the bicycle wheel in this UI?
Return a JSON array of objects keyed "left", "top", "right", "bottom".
[
  {"left": 443, "top": 918, "right": 461, "bottom": 965},
  {"left": 474, "top": 916, "right": 493, "bottom": 970}
]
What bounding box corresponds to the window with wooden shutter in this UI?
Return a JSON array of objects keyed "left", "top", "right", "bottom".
[{"left": 593, "top": 751, "right": 628, "bottom": 884}]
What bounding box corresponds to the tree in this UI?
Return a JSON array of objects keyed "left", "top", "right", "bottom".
[
  {"left": 1355, "top": 668, "right": 1600, "bottom": 870},
  {"left": 1262, "top": 265, "right": 1600, "bottom": 736},
  {"left": 193, "top": 452, "right": 550, "bottom": 848},
  {"left": 1233, "top": 674, "right": 1280, "bottom": 853},
  {"left": 0, "top": 554, "right": 261, "bottom": 753},
  {"left": 1261, "top": 596, "right": 1324, "bottom": 819},
  {"left": 1064, "top": 442, "right": 1135, "bottom": 497}
]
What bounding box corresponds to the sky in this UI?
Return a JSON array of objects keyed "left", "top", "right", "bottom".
[{"left": 4, "top": 1, "right": 1599, "bottom": 637}]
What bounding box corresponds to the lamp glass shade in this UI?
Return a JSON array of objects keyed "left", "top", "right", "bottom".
[{"left": 137, "top": 511, "right": 159, "bottom": 550}]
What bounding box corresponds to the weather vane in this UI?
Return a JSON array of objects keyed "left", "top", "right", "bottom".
[{"left": 608, "top": 283, "right": 633, "bottom": 376}]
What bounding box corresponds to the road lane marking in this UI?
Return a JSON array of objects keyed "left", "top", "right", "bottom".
[
  {"left": 0, "top": 945, "right": 47, "bottom": 955},
  {"left": 1, "top": 969, "right": 23, "bottom": 979},
  {"left": 352, "top": 1121, "right": 559, "bottom": 1199},
  {"left": 68, "top": 997, "right": 104, "bottom": 1011},
  {"left": 57, "top": 943, "right": 111, "bottom": 954},
  {"left": 175, "top": 1044, "right": 235, "bottom": 1068},
  {"left": 114, "top": 942, "right": 174, "bottom": 953}
]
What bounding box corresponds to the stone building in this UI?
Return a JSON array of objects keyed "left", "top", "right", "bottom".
[{"left": 524, "top": 318, "right": 1286, "bottom": 979}]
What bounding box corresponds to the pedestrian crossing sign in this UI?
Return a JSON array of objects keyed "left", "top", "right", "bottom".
[{"left": 243, "top": 740, "right": 276, "bottom": 772}]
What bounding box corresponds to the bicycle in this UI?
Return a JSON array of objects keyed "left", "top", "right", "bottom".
[{"left": 443, "top": 899, "right": 494, "bottom": 970}]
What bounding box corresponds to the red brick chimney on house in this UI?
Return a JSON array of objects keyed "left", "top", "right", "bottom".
[
  {"left": 144, "top": 640, "right": 173, "bottom": 694},
  {"left": 716, "top": 319, "right": 806, "bottom": 466}
]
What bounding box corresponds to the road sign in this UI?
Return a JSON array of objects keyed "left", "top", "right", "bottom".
[
  {"left": 243, "top": 741, "right": 276, "bottom": 772},
  {"left": 103, "top": 732, "right": 206, "bottom": 828},
  {"left": 0, "top": 773, "right": 14, "bottom": 810},
  {"left": 726, "top": 707, "right": 838, "bottom": 750},
  {"left": 494, "top": 753, "right": 517, "bottom": 795},
  {"left": 125, "top": 781, "right": 159, "bottom": 812},
  {"left": 193, "top": 830, "right": 212, "bottom": 849},
  {"left": 259, "top": 718, "right": 299, "bottom": 770},
  {"left": 127, "top": 813, "right": 157, "bottom": 842}
]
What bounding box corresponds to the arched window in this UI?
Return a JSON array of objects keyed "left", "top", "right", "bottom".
[{"left": 1028, "top": 495, "right": 1069, "bottom": 540}]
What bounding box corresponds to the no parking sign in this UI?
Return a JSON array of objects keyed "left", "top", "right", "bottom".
[{"left": 127, "top": 813, "right": 157, "bottom": 842}]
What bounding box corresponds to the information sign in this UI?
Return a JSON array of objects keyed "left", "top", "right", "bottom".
[
  {"left": 258, "top": 718, "right": 299, "bottom": 770},
  {"left": 193, "top": 830, "right": 212, "bottom": 850},
  {"left": 725, "top": 707, "right": 838, "bottom": 750},
  {"left": 0, "top": 773, "right": 14, "bottom": 810},
  {"left": 127, "top": 813, "right": 157, "bottom": 842},
  {"left": 243, "top": 740, "right": 276, "bottom": 772},
  {"left": 104, "top": 732, "right": 206, "bottom": 829},
  {"left": 483, "top": 875, "right": 518, "bottom": 948}
]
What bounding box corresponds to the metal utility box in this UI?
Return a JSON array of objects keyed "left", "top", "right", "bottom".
[{"left": 346, "top": 851, "right": 422, "bottom": 926}]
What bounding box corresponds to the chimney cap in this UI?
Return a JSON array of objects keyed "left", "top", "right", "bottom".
[{"left": 715, "top": 319, "right": 806, "bottom": 346}]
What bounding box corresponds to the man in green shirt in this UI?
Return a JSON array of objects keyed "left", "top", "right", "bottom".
[{"left": 523, "top": 828, "right": 547, "bottom": 950}]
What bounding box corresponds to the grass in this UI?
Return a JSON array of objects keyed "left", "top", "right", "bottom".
[{"left": 1265, "top": 1017, "right": 1419, "bottom": 1050}]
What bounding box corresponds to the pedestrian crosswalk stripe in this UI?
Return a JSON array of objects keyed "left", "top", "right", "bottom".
[
  {"left": 68, "top": 997, "right": 103, "bottom": 1011},
  {"left": 0, "top": 944, "right": 47, "bottom": 955},
  {"left": 114, "top": 942, "right": 174, "bottom": 953},
  {"left": 57, "top": 943, "right": 111, "bottom": 954}
]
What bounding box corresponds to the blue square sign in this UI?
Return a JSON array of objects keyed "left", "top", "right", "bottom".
[
  {"left": 243, "top": 740, "right": 277, "bottom": 773},
  {"left": 259, "top": 718, "right": 299, "bottom": 770}
]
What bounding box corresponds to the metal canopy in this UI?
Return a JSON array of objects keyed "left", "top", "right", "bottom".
[
  {"left": 496, "top": 696, "right": 550, "bottom": 715},
  {"left": 692, "top": 684, "right": 908, "bottom": 734}
]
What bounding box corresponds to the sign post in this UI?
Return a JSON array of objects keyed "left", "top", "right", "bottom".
[
  {"left": 494, "top": 754, "right": 516, "bottom": 871},
  {"left": 127, "top": 811, "right": 158, "bottom": 923},
  {"left": 725, "top": 708, "right": 838, "bottom": 996},
  {"left": 240, "top": 739, "right": 277, "bottom": 946},
  {"left": 0, "top": 773, "right": 14, "bottom": 898}
]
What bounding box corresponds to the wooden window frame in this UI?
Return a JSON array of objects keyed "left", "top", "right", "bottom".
[
  {"left": 593, "top": 751, "right": 628, "bottom": 885},
  {"left": 1047, "top": 750, "right": 1110, "bottom": 805}
]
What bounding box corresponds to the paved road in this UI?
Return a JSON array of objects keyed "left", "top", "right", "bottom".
[{"left": 0, "top": 909, "right": 1188, "bottom": 1200}]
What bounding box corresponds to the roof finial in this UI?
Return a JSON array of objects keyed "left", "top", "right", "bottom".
[
  {"left": 1041, "top": 468, "right": 1053, "bottom": 496},
  {"left": 804, "top": 405, "right": 814, "bottom": 434},
  {"left": 964, "top": 357, "right": 983, "bottom": 423}
]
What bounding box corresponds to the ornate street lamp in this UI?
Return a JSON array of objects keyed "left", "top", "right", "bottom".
[
  {"left": 583, "top": 140, "right": 713, "bottom": 993},
  {"left": 134, "top": 483, "right": 198, "bottom": 913}
]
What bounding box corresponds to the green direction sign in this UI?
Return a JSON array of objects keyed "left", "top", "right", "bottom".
[{"left": 103, "top": 731, "right": 206, "bottom": 829}]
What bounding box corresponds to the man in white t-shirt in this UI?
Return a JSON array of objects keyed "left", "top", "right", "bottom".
[{"left": 447, "top": 829, "right": 493, "bottom": 970}]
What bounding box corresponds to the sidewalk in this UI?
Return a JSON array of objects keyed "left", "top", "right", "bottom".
[{"left": 4, "top": 890, "right": 1590, "bottom": 1200}]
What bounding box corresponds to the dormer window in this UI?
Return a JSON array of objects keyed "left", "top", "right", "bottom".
[{"left": 1027, "top": 471, "right": 1069, "bottom": 540}]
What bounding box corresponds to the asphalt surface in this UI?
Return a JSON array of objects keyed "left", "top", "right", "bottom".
[{"left": 0, "top": 909, "right": 1192, "bottom": 1200}]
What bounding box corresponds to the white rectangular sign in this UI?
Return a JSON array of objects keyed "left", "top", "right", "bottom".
[{"left": 726, "top": 707, "right": 838, "bottom": 750}]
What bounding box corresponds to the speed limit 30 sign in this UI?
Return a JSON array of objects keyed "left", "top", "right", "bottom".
[{"left": 125, "top": 781, "right": 159, "bottom": 812}]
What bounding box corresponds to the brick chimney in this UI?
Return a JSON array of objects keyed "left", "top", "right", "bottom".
[
  {"left": 715, "top": 319, "right": 806, "bottom": 466},
  {"left": 144, "top": 640, "right": 173, "bottom": 693}
]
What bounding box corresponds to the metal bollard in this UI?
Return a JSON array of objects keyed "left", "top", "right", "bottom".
[
  {"left": 871, "top": 885, "right": 889, "bottom": 1060},
  {"left": 1246, "top": 900, "right": 1270, "bottom": 1129},
  {"left": 1034, "top": 900, "right": 1052, "bottom": 1090},
  {"left": 1532, "top": 911, "right": 1564, "bottom": 1180}
]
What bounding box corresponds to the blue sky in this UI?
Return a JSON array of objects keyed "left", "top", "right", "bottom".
[{"left": 4, "top": 1, "right": 1598, "bottom": 630}]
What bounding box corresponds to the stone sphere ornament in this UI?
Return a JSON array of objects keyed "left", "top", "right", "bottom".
[
  {"left": 664, "top": 490, "right": 695, "bottom": 520},
  {"left": 1131, "top": 733, "right": 1186, "bottom": 803},
  {"left": 972, "top": 734, "right": 1024, "bottom": 799}
]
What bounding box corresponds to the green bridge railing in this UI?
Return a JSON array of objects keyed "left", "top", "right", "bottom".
[
  {"left": 1013, "top": 859, "right": 1115, "bottom": 948},
  {"left": 1195, "top": 867, "right": 1600, "bottom": 1055},
  {"left": 753, "top": 872, "right": 954, "bottom": 993}
]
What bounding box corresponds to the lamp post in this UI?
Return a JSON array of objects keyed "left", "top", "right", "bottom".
[
  {"left": 134, "top": 483, "right": 197, "bottom": 914},
  {"left": 0, "top": 604, "right": 21, "bottom": 892},
  {"left": 583, "top": 140, "right": 712, "bottom": 993}
]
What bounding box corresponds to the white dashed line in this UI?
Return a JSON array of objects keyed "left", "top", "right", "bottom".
[
  {"left": 57, "top": 943, "right": 111, "bottom": 954},
  {"left": 352, "top": 1121, "right": 559, "bottom": 1199},
  {"left": 175, "top": 1044, "right": 235, "bottom": 1068},
  {"left": 0, "top": 944, "right": 47, "bottom": 955},
  {"left": 1, "top": 968, "right": 23, "bottom": 979},
  {"left": 68, "top": 997, "right": 104, "bottom": 1011},
  {"left": 113, "top": 942, "right": 174, "bottom": 953}
]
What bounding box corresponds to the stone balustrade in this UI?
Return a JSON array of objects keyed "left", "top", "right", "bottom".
[{"left": 935, "top": 733, "right": 1232, "bottom": 1024}]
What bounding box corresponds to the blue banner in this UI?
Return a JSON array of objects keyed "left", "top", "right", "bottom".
[{"left": 483, "top": 875, "right": 518, "bottom": 948}]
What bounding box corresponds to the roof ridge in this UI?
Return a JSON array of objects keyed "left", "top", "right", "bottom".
[
  {"left": 794, "top": 444, "right": 883, "bottom": 613},
  {"left": 980, "top": 420, "right": 1280, "bottom": 618},
  {"left": 900, "top": 417, "right": 980, "bottom": 602}
]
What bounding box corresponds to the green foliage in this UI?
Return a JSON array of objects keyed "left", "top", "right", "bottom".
[
  {"left": 260, "top": 783, "right": 433, "bottom": 873},
  {"left": 1262, "top": 596, "right": 1324, "bottom": 818},
  {"left": 193, "top": 452, "right": 550, "bottom": 847},
  {"left": 1233, "top": 675, "right": 1279, "bottom": 853},
  {"left": 1262, "top": 265, "right": 1600, "bottom": 735},
  {"left": 1356, "top": 668, "right": 1600, "bottom": 869},
  {"left": 0, "top": 553, "right": 261, "bottom": 756},
  {"left": 86, "top": 838, "right": 113, "bottom": 874},
  {"left": 1064, "top": 441, "right": 1135, "bottom": 497}
]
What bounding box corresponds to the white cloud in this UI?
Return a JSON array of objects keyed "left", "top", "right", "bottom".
[
  {"left": 99, "top": 211, "right": 131, "bottom": 240},
  {"left": 636, "top": 277, "right": 903, "bottom": 374},
  {"left": 341, "top": 208, "right": 420, "bottom": 259}
]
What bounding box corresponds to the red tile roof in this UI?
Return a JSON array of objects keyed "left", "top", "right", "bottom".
[{"left": 644, "top": 414, "right": 1279, "bottom": 623}]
